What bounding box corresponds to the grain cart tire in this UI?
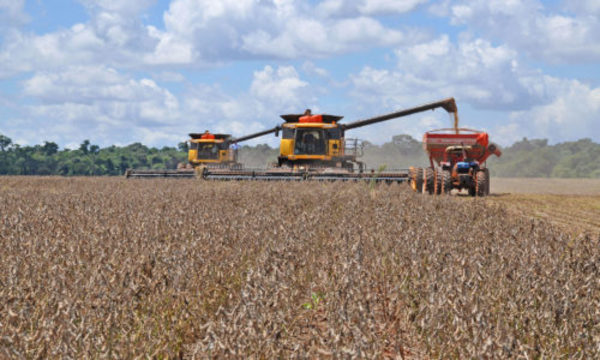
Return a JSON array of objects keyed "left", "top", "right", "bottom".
[
  {"left": 476, "top": 170, "right": 488, "bottom": 197},
  {"left": 442, "top": 169, "right": 453, "bottom": 194},
  {"left": 433, "top": 169, "right": 443, "bottom": 195},
  {"left": 408, "top": 167, "right": 423, "bottom": 192},
  {"left": 422, "top": 167, "right": 434, "bottom": 194}
]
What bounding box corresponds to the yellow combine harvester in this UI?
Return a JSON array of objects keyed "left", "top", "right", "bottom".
[
  {"left": 202, "top": 98, "right": 458, "bottom": 181},
  {"left": 125, "top": 128, "right": 276, "bottom": 178},
  {"left": 186, "top": 132, "right": 240, "bottom": 168}
]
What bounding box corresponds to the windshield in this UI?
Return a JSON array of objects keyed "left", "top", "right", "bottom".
[
  {"left": 294, "top": 129, "right": 326, "bottom": 155},
  {"left": 196, "top": 143, "right": 219, "bottom": 160}
]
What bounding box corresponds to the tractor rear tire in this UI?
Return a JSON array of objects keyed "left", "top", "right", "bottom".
[
  {"left": 422, "top": 167, "right": 434, "bottom": 194},
  {"left": 476, "top": 169, "right": 489, "bottom": 197},
  {"left": 442, "top": 169, "right": 453, "bottom": 194},
  {"left": 483, "top": 168, "right": 490, "bottom": 195}
]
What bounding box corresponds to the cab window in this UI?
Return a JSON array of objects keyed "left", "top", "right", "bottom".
[{"left": 294, "top": 129, "right": 326, "bottom": 155}]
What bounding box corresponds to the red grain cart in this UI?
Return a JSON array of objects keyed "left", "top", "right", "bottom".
[{"left": 409, "top": 128, "right": 501, "bottom": 196}]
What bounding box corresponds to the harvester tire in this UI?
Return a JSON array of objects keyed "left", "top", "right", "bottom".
[
  {"left": 476, "top": 170, "right": 488, "bottom": 197},
  {"left": 422, "top": 168, "right": 434, "bottom": 194},
  {"left": 442, "top": 169, "right": 452, "bottom": 194}
]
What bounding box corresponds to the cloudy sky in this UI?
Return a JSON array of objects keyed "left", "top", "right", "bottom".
[{"left": 0, "top": 0, "right": 598, "bottom": 148}]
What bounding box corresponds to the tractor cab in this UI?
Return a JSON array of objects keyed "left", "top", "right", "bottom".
[{"left": 442, "top": 145, "right": 479, "bottom": 173}]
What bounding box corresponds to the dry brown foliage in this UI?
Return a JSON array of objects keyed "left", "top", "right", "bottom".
[{"left": 1, "top": 177, "right": 599, "bottom": 358}]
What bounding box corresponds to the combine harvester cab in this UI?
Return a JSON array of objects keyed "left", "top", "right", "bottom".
[
  {"left": 203, "top": 98, "right": 461, "bottom": 183},
  {"left": 410, "top": 127, "right": 501, "bottom": 196}
]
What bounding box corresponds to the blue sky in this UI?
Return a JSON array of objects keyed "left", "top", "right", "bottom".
[{"left": 0, "top": 0, "right": 599, "bottom": 149}]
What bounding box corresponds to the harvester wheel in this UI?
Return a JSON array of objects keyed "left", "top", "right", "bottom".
[
  {"left": 442, "top": 169, "right": 452, "bottom": 194},
  {"left": 422, "top": 168, "right": 434, "bottom": 194},
  {"left": 476, "top": 169, "right": 488, "bottom": 197}
]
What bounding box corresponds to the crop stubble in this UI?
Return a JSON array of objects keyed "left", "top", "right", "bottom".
[{"left": 1, "top": 177, "right": 599, "bottom": 358}]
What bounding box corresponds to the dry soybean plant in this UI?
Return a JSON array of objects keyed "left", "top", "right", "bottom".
[{"left": 0, "top": 177, "right": 599, "bottom": 358}]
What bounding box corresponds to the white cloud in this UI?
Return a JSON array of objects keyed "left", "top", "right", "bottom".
[
  {"left": 352, "top": 35, "right": 539, "bottom": 110},
  {"left": 78, "top": 0, "right": 156, "bottom": 16},
  {"left": 147, "top": 0, "right": 418, "bottom": 62},
  {"left": 0, "top": 3, "right": 159, "bottom": 79},
  {"left": 302, "top": 61, "right": 329, "bottom": 78},
  {"left": 12, "top": 64, "right": 316, "bottom": 147},
  {"left": 502, "top": 80, "right": 600, "bottom": 144},
  {"left": 317, "top": 0, "right": 427, "bottom": 17},
  {"left": 242, "top": 16, "right": 408, "bottom": 58},
  {"left": 0, "top": 0, "right": 423, "bottom": 77},
  {"left": 0, "top": 0, "right": 28, "bottom": 32},
  {"left": 17, "top": 66, "right": 181, "bottom": 146},
  {"left": 152, "top": 71, "right": 186, "bottom": 83},
  {"left": 446, "top": 0, "right": 600, "bottom": 63},
  {"left": 250, "top": 65, "right": 312, "bottom": 111},
  {"left": 564, "top": 0, "right": 600, "bottom": 16},
  {"left": 346, "top": 35, "right": 600, "bottom": 144}
]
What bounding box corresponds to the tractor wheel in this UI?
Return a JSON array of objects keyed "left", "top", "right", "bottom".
[
  {"left": 483, "top": 168, "right": 490, "bottom": 195},
  {"left": 422, "top": 167, "right": 434, "bottom": 194},
  {"left": 468, "top": 186, "right": 476, "bottom": 197},
  {"left": 442, "top": 169, "right": 453, "bottom": 194},
  {"left": 476, "top": 169, "right": 489, "bottom": 197}
]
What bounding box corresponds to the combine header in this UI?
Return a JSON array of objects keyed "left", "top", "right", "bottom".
[
  {"left": 201, "top": 98, "right": 460, "bottom": 182},
  {"left": 125, "top": 129, "right": 276, "bottom": 178},
  {"left": 408, "top": 113, "right": 501, "bottom": 196}
]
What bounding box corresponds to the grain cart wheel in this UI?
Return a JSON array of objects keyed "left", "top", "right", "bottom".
[
  {"left": 422, "top": 167, "right": 434, "bottom": 194},
  {"left": 442, "top": 169, "right": 453, "bottom": 194},
  {"left": 408, "top": 167, "right": 423, "bottom": 192},
  {"left": 476, "top": 169, "right": 488, "bottom": 197},
  {"left": 433, "top": 169, "right": 443, "bottom": 195}
]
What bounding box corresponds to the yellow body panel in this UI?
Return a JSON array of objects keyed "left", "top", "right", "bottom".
[
  {"left": 287, "top": 155, "right": 332, "bottom": 161},
  {"left": 188, "top": 139, "right": 232, "bottom": 165},
  {"left": 188, "top": 149, "right": 198, "bottom": 162},
  {"left": 219, "top": 150, "right": 228, "bottom": 162},
  {"left": 190, "top": 159, "right": 222, "bottom": 164},
  {"left": 329, "top": 139, "right": 342, "bottom": 157},
  {"left": 283, "top": 123, "right": 337, "bottom": 129},
  {"left": 195, "top": 139, "right": 225, "bottom": 143},
  {"left": 280, "top": 139, "right": 294, "bottom": 157},
  {"left": 280, "top": 123, "right": 344, "bottom": 160}
]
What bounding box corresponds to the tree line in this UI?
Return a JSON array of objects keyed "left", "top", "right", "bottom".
[
  {"left": 0, "top": 134, "right": 186, "bottom": 176},
  {"left": 1, "top": 133, "right": 599, "bottom": 177}
]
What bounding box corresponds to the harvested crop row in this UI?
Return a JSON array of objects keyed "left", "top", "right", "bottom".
[{"left": 0, "top": 177, "right": 598, "bottom": 358}]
